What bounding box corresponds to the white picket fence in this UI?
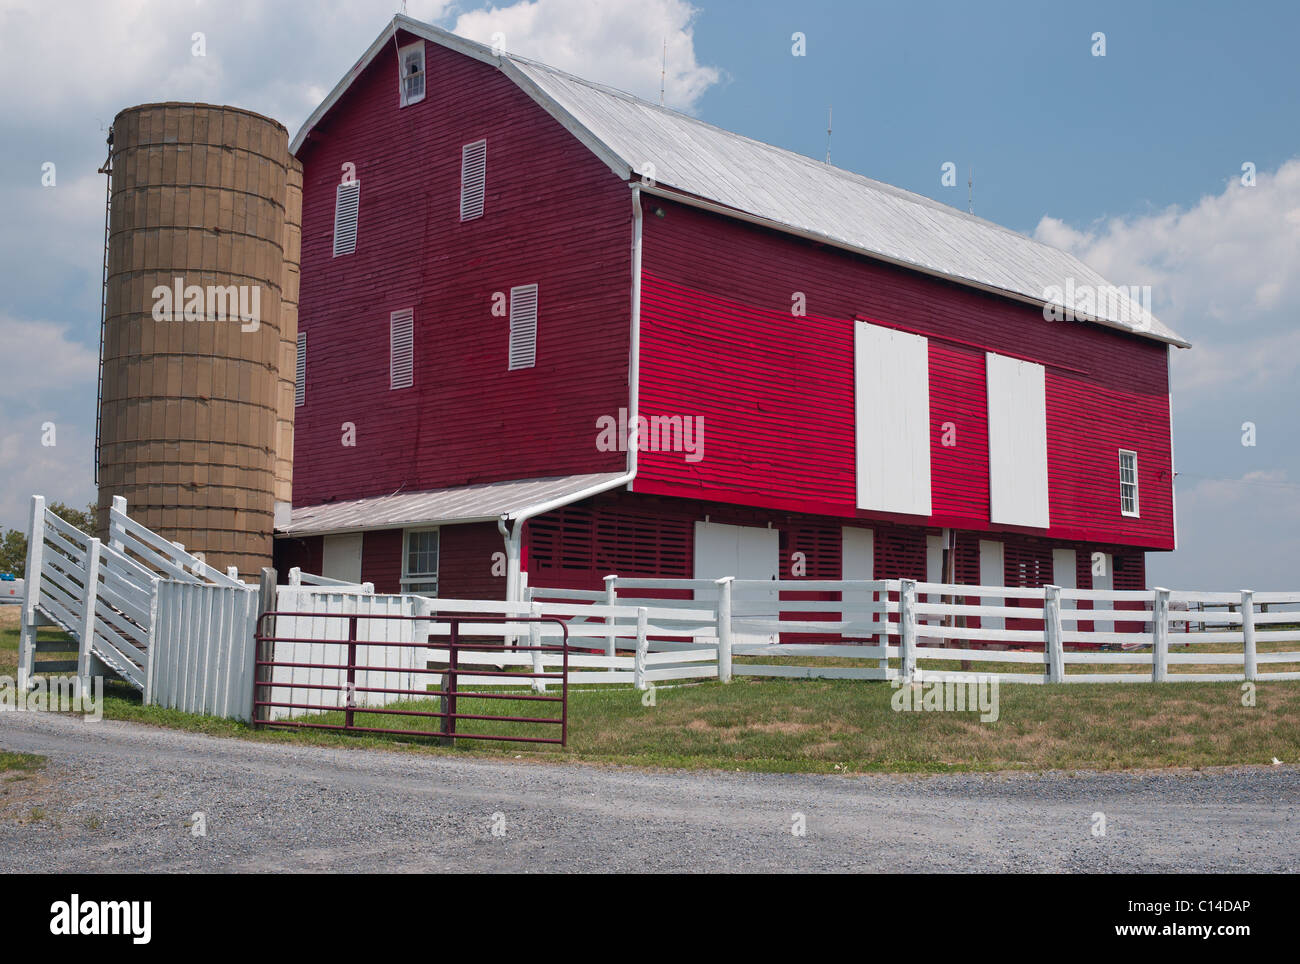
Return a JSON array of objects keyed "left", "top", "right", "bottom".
[{"left": 18, "top": 495, "right": 259, "bottom": 720}]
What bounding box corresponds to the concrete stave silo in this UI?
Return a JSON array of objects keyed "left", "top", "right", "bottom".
[{"left": 96, "top": 103, "right": 301, "bottom": 576}]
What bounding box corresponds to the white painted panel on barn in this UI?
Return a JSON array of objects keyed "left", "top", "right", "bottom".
[
  {"left": 855, "top": 321, "right": 932, "bottom": 516},
  {"left": 1092, "top": 551, "right": 1114, "bottom": 633},
  {"left": 986, "top": 352, "right": 1050, "bottom": 528},
  {"left": 1053, "top": 548, "right": 1077, "bottom": 616},
  {"left": 925, "top": 533, "right": 944, "bottom": 625},
  {"left": 841, "top": 527, "right": 874, "bottom": 580},
  {"left": 322, "top": 533, "right": 363, "bottom": 584},
  {"left": 979, "top": 538, "right": 1005, "bottom": 631},
  {"left": 694, "top": 521, "right": 778, "bottom": 645}
]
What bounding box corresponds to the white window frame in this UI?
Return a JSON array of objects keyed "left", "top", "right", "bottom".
[
  {"left": 398, "top": 41, "right": 426, "bottom": 107},
  {"left": 1119, "top": 449, "right": 1140, "bottom": 517},
  {"left": 401, "top": 527, "right": 439, "bottom": 596}
]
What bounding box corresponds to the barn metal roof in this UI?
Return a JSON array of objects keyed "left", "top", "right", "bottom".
[
  {"left": 292, "top": 15, "right": 1188, "bottom": 348},
  {"left": 278, "top": 473, "right": 628, "bottom": 537}
]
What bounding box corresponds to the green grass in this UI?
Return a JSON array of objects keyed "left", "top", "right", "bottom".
[
  {"left": 5, "top": 608, "right": 1298, "bottom": 774},
  {"left": 0, "top": 751, "right": 46, "bottom": 774}
]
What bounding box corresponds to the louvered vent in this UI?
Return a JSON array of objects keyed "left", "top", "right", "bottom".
[
  {"left": 390, "top": 309, "right": 414, "bottom": 390},
  {"left": 333, "top": 181, "right": 360, "bottom": 256},
  {"left": 508, "top": 283, "right": 538, "bottom": 370},
  {"left": 460, "top": 139, "right": 486, "bottom": 221},
  {"left": 295, "top": 332, "right": 306, "bottom": 407}
]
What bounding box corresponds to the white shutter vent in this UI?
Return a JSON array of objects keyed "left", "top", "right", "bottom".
[
  {"left": 333, "top": 180, "right": 360, "bottom": 256},
  {"left": 295, "top": 332, "right": 306, "bottom": 407},
  {"left": 390, "top": 309, "right": 414, "bottom": 390},
  {"left": 461, "top": 140, "right": 487, "bottom": 221},
  {"left": 508, "top": 284, "right": 538, "bottom": 370}
]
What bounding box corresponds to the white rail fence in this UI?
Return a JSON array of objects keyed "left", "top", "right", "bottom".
[{"left": 531, "top": 576, "right": 1300, "bottom": 685}]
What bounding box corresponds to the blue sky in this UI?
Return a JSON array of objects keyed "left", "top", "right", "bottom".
[{"left": 0, "top": 0, "right": 1297, "bottom": 588}]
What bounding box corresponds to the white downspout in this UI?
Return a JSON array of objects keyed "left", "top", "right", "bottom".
[{"left": 500, "top": 182, "right": 644, "bottom": 605}]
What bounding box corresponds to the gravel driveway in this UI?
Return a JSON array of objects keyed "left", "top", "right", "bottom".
[{"left": 1, "top": 712, "right": 1296, "bottom": 872}]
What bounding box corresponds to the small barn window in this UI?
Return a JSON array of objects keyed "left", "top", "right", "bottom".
[
  {"left": 508, "top": 283, "right": 538, "bottom": 370},
  {"left": 461, "top": 139, "right": 486, "bottom": 221},
  {"left": 295, "top": 332, "right": 306, "bottom": 407},
  {"left": 390, "top": 309, "right": 413, "bottom": 390},
  {"left": 1119, "top": 450, "right": 1139, "bottom": 517},
  {"left": 398, "top": 41, "right": 425, "bottom": 107},
  {"left": 333, "top": 181, "right": 360, "bottom": 256},
  {"left": 401, "top": 528, "right": 439, "bottom": 596}
]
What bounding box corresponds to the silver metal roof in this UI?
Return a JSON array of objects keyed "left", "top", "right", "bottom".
[
  {"left": 278, "top": 473, "right": 628, "bottom": 537},
  {"left": 293, "top": 15, "right": 1187, "bottom": 348}
]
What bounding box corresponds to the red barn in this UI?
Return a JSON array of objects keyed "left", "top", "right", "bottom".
[{"left": 275, "top": 14, "right": 1187, "bottom": 621}]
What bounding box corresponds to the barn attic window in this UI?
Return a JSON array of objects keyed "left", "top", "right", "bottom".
[
  {"left": 399, "top": 41, "right": 426, "bottom": 107},
  {"left": 1119, "top": 450, "right": 1139, "bottom": 517}
]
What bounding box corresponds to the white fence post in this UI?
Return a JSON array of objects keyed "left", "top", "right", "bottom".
[
  {"left": 78, "top": 538, "right": 103, "bottom": 688},
  {"left": 1152, "top": 588, "right": 1170, "bottom": 682},
  {"left": 715, "top": 576, "right": 733, "bottom": 683},
  {"left": 110, "top": 495, "right": 127, "bottom": 552},
  {"left": 17, "top": 495, "right": 46, "bottom": 691},
  {"left": 603, "top": 574, "right": 618, "bottom": 659},
  {"left": 529, "top": 601, "right": 545, "bottom": 693},
  {"left": 143, "top": 579, "right": 161, "bottom": 704},
  {"left": 1241, "top": 589, "right": 1257, "bottom": 682},
  {"left": 634, "top": 607, "right": 648, "bottom": 690},
  {"left": 289, "top": 567, "right": 302, "bottom": 586},
  {"left": 899, "top": 578, "right": 918, "bottom": 683},
  {"left": 1044, "top": 584, "right": 1065, "bottom": 683}
]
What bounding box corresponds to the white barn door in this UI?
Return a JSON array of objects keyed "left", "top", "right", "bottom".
[
  {"left": 322, "top": 533, "right": 363, "bottom": 584},
  {"left": 694, "top": 521, "right": 779, "bottom": 645}
]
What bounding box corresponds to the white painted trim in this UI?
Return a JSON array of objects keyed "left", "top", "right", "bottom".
[
  {"left": 638, "top": 185, "right": 1191, "bottom": 349},
  {"left": 291, "top": 16, "right": 502, "bottom": 154},
  {"left": 400, "top": 527, "right": 440, "bottom": 596},
  {"left": 1119, "top": 449, "right": 1140, "bottom": 518}
]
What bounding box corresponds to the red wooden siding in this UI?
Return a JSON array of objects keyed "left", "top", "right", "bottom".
[
  {"left": 439, "top": 523, "right": 506, "bottom": 600},
  {"left": 361, "top": 529, "right": 403, "bottom": 594},
  {"left": 293, "top": 31, "right": 630, "bottom": 508},
  {"left": 928, "top": 342, "right": 989, "bottom": 526},
  {"left": 636, "top": 197, "right": 1175, "bottom": 551}
]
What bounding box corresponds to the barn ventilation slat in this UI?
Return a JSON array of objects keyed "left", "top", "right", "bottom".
[
  {"left": 460, "top": 139, "right": 486, "bottom": 221},
  {"left": 390, "top": 309, "right": 414, "bottom": 390},
  {"left": 333, "top": 180, "right": 360, "bottom": 256},
  {"left": 508, "top": 283, "right": 538, "bottom": 370}
]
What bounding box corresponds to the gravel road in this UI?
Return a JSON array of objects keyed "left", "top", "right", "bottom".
[{"left": 1, "top": 712, "right": 1296, "bottom": 872}]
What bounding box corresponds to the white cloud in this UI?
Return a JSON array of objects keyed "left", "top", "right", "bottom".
[
  {"left": 1034, "top": 159, "right": 1300, "bottom": 399},
  {"left": 452, "top": 0, "right": 721, "bottom": 111},
  {"left": 0, "top": 315, "right": 98, "bottom": 399}
]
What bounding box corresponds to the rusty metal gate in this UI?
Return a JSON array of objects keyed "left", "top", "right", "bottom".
[{"left": 252, "top": 612, "right": 570, "bottom": 746}]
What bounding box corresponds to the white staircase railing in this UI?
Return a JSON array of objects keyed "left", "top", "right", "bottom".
[{"left": 18, "top": 495, "right": 253, "bottom": 700}]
